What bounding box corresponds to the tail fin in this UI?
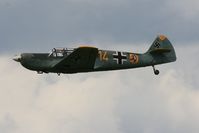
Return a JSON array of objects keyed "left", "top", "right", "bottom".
[{"left": 147, "top": 35, "right": 177, "bottom": 64}]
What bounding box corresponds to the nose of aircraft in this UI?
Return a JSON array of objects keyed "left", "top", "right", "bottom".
[{"left": 13, "top": 54, "right": 22, "bottom": 62}]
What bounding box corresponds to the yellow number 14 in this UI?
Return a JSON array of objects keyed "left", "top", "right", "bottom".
[{"left": 99, "top": 51, "right": 108, "bottom": 61}]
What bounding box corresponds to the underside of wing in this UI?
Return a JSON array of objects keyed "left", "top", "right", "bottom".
[{"left": 53, "top": 46, "right": 98, "bottom": 73}]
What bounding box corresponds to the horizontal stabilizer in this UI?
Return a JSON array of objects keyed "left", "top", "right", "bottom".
[{"left": 149, "top": 48, "right": 171, "bottom": 54}]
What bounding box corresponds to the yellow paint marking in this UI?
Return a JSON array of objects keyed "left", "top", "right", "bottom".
[
  {"left": 78, "top": 45, "right": 97, "bottom": 49},
  {"left": 129, "top": 53, "right": 139, "bottom": 64},
  {"left": 159, "top": 35, "right": 167, "bottom": 41},
  {"left": 99, "top": 51, "right": 108, "bottom": 61}
]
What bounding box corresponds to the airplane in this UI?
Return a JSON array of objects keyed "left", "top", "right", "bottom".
[{"left": 13, "top": 35, "right": 176, "bottom": 75}]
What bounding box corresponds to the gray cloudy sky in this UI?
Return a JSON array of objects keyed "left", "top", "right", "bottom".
[
  {"left": 0, "top": 0, "right": 199, "bottom": 133},
  {"left": 1, "top": 0, "right": 199, "bottom": 53}
]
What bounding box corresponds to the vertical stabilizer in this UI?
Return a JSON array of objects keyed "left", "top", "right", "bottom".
[{"left": 147, "top": 35, "right": 177, "bottom": 64}]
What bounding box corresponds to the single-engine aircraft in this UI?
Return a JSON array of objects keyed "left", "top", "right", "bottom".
[{"left": 13, "top": 35, "right": 176, "bottom": 75}]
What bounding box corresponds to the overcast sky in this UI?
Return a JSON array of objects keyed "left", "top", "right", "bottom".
[
  {"left": 1, "top": 0, "right": 199, "bottom": 53},
  {"left": 0, "top": 0, "right": 199, "bottom": 133}
]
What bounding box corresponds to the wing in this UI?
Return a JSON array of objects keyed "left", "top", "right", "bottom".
[{"left": 53, "top": 46, "right": 98, "bottom": 72}]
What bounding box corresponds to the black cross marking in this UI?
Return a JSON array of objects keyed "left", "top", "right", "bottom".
[
  {"left": 113, "top": 52, "right": 127, "bottom": 64},
  {"left": 154, "top": 41, "right": 161, "bottom": 48}
]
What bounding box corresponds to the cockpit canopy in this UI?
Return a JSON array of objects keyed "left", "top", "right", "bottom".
[{"left": 49, "top": 48, "right": 74, "bottom": 57}]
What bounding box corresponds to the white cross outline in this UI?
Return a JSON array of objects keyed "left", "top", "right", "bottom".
[{"left": 112, "top": 51, "right": 127, "bottom": 64}]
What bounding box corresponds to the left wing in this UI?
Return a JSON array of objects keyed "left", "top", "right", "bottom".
[{"left": 53, "top": 46, "right": 98, "bottom": 72}]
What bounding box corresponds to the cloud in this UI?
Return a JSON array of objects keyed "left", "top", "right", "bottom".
[
  {"left": 0, "top": 44, "right": 199, "bottom": 133},
  {"left": 1, "top": 57, "right": 125, "bottom": 133}
]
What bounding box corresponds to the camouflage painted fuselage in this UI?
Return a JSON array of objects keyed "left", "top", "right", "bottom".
[{"left": 14, "top": 35, "right": 176, "bottom": 74}]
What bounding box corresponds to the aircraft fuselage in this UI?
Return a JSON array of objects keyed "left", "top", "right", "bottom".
[{"left": 13, "top": 35, "right": 177, "bottom": 75}]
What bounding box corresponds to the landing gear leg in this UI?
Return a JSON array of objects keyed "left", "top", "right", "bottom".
[{"left": 152, "top": 65, "right": 160, "bottom": 75}]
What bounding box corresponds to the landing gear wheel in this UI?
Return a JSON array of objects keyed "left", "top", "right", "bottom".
[
  {"left": 154, "top": 70, "right": 159, "bottom": 75},
  {"left": 152, "top": 65, "right": 160, "bottom": 75}
]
